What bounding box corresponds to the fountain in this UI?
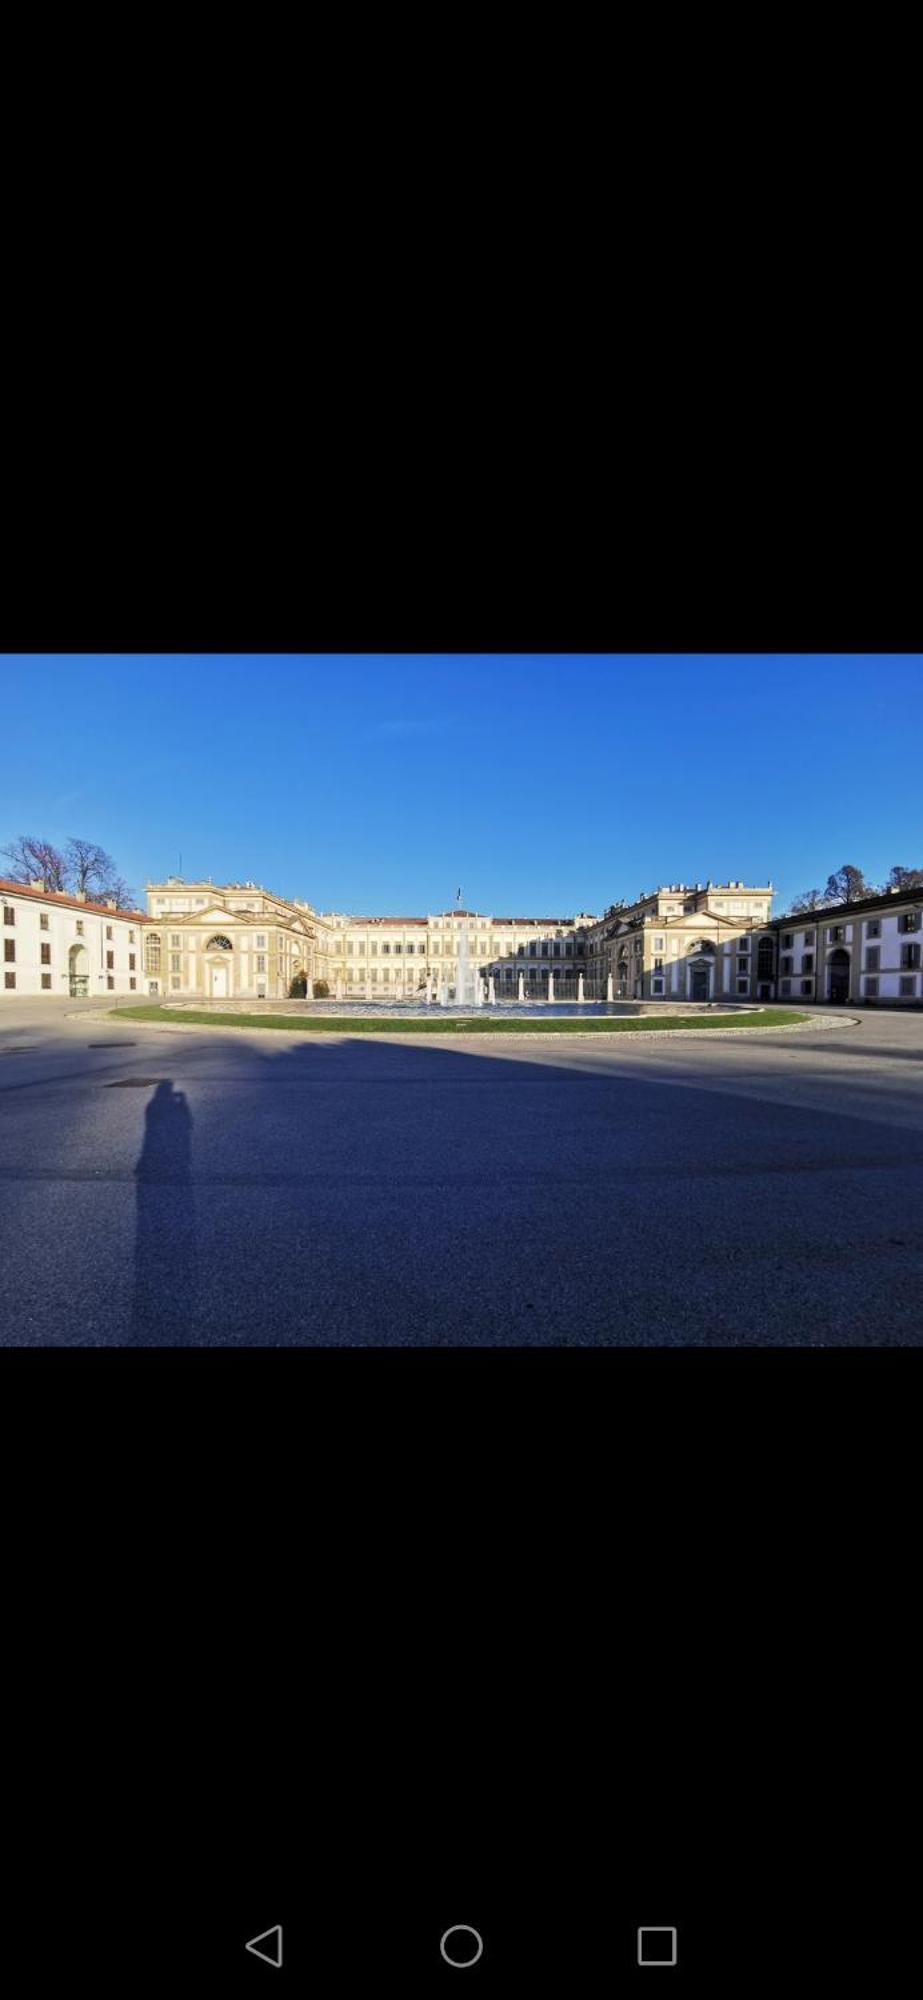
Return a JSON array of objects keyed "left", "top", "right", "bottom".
[
  {"left": 487, "top": 974, "right": 495, "bottom": 1004},
  {"left": 440, "top": 979, "right": 448, "bottom": 1006},
  {"left": 577, "top": 972, "right": 585, "bottom": 1002},
  {"left": 475, "top": 976, "right": 483, "bottom": 1007},
  {"left": 606, "top": 973, "right": 614, "bottom": 1002},
  {"left": 457, "top": 917, "right": 469, "bottom": 1006},
  {"left": 518, "top": 970, "right": 525, "bottom": 1002},
  {"left": 335, "top": 976, "right": 343, "bottom": 1000},
  {"left": 304, "top": 977, "right": 313, "bottom": 1000},
  {"left": 547, "top": 969, "right": 555, "bottom": 1002}
]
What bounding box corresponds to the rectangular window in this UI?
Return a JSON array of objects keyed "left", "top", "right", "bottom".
[
  {"left": 107, "top": 975, "right": 115, "bottom": 990},
  {"left": 899, "top": 975, "right": 916, "bottom": 996},
  {"left": 898, "top": 913, "right": 921, "bottom": 933},
  {"left": 4, "top": 939, "right": 14, "bottom": 962},
  {"left": 170, "top": 953, "right": 181, "bottom": 973},
  {"left": 40, "top": 941, "right": 51, "bottom": 964},
  {"left": 171, "top": 975, "right": 182, "bottom": 990},
  {"left": 106, "top": 926, "right": 113, "bottom": 940},
  {"left": 782, "top": 932, "right": 793, "bottom": 949},
  {"left": 780, "top": 978, "right": 791, "bottom": 995},
  {"left": 829, "top": 926, "right": 845, "bottom": 943},
  {"left": 41, "top": 972, "right": 52, "bottom": 989},
  {"left": 865, "top": 947, "right": 880, "bottom": 971},
  {"left": 107, "top": 950, "right": 114, "bottom": 969},
  {"left": 901, "top": 944, "right": 921, "bottom": 968},
  {"left": 553, "top": 942, "right": 561, "bottom": 957},
  {"left": 382, "top": 944, "right": 390, "bottom": 955},
  {"left": 801, "top": 979, "right": 813, "bottom": 995},
  {"left": 40, "top": 913, "right": 49, "bottom": 930},
  {"left": 653, "top": 937, "right": 665, "bottom": 952},
  {"left": 256, "top": 955, "right": 266, "bottom": 972},
  {"left": 865, "top": 920, "right": 880, "bottom": 938},
  {"left": 801, "top": 954, "right": 814, "bottom": 973},
  {"left": 346, "top": 941, "right": 354, "bottom": 954},
  {"left": 370, "top": 941, "right": 377, "bottom": 955},
  {"left": 864, "top": 977, "right": 879, "bottom": 997},
  {"left": 3, "top": 905, "right": 13, "bottom": 925},
  {"left": 654, "top": 957, "right": 663, "bottom": 971},
  {"left": 129, "top": 977, "right": 136, "bottom": 991},
  {"left": 256, "top": 935, "right": 266, "bottom": 948},
  {"left": 76, "top": 921, "right": 84, "bottom": 935},
  {"left": 737, "top": 978, "right": 749, "bottom": 994},
  {"left": 170, "top": 934, "right": 180, "bottom": 947},
  {"left": 737, "top": 957, "right": 748, "bottom": 973},
  {"left": 652, "top": 977, "right": 664, "bottom": 993},
  {"left": 780, "top": 955, "right": 793, "bottom": 975},
  {"left": 394, "top": 943, "right": 402, "bottom": 954},
  {"left": 129, "top": 953, "right": 135, "bottom": 970},
  {"left": 357, "top": 942, "right": 365, "bottom": 955},
  {"left": 129, "top": 930, "right": 135, "bottom": 943},
  {"left": 803, "top": 932, "right": 813, "bottom": 947},
  {"left": 4, "top": 971, "right": 15, "bottom": 988}
]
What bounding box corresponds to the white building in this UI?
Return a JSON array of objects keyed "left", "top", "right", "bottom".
[{"left": 0, "top": 879, "right": 149, "bottom": 998}]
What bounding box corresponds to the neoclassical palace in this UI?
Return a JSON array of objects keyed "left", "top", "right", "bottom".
[{"left": 1, "top": 872, "right": 921, "bottom": 1007}]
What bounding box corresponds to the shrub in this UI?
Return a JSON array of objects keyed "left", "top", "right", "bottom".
[
  {"left": 313, "top": 980, "right": 330, "bottom": 998},
  {"left": 289, "top": 973, "right": 307, "bottom": 998}
]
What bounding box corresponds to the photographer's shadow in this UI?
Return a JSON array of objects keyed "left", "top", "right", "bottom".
[{"left": 131, "top": 1081, "right": 199, "bottom": 1344}]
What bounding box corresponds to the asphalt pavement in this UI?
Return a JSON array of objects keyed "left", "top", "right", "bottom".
[{"left": 1, "top": 998, "right": 921, "bottom": 1344}]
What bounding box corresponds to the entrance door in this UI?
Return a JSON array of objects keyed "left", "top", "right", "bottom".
[
  {"left": 828, "top": 949, "right": 850, "bottom": 1003},
  {"left": 691, "top": 964, "right": 709, "bottom": 1001},
  {"left": 211, "top": 963, "right": 228, "bottom": 998}
]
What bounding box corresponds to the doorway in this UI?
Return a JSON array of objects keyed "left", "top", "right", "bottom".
[
  {"left": 68, "top": 943, "right": 89, "bottom": 998},
  {"left": 828, "top": 948, "right": 850, "bottom": 1003},
  {"left": 691, "top": 963, "right": 710, "bottom": 1001},
  {"left": 211, "top": 963, "right": 228, "bottom": 998}
]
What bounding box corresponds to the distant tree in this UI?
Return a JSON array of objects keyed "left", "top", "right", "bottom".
[
  {"left": 289, "top": 972, "right": 307, "bottom": 998},
  {"left": 881, "top": 865, "right": 923, "bottom": 892},
  {"left": 823, "top": 864, "right": 871, "bottom": 905},
  {"left": 313, "top": 980, "right": 330, "bottom": 998},
  {"left": 98, "top": 874, "right": 137, "bottom": 909},
  {"left": 788, "top": 888, "right": 832, "bottom": 914},
  {"left": 65, "top": 838, "right": 118, "bottom": 897},
  {"left": 1, "top": 834, "right": 67, "bottom": 890}
]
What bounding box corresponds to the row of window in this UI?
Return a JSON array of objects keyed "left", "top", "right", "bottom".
[
  {"left": 4, "top": 943, "right": 139, "bottom": 969},
  {"left": 781, "top": 914, "right": 921, "bottom": 948},
  {"left": 4, "top": 973, "right": 142, "bottom": 991},
  {"left": 778, "top": 974, "right": 920, "bottom": 997}
]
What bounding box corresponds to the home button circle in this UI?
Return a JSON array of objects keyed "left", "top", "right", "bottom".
[{"left": 440, "top": 1924, "right": 484, "bottom": 1968}]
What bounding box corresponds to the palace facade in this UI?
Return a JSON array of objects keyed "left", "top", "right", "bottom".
[{"left": 2, "top": 872, "right": 920, "bottom": 1006}]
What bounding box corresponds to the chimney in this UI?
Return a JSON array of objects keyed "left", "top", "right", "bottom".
[
  {"left": 29, "top": 876, "right": 46, "bottom": 892},
  {"left": 75, "top": 890, "right": 87, "bottom": 903},
  {"left": 105, "top": 899, "right": 117, "bottom": 911}
]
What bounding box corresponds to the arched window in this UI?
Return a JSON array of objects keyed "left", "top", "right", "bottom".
[{"left": 205, "top": 935, "right": 233, "bottom": 951}]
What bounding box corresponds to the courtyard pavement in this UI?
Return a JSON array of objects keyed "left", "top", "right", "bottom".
[{"left": 1, "top": 998, "right": 921, "bottom": 1344}]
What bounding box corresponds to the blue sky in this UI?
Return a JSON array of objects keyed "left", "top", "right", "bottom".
[{"left": 1, "top": 655, "right": 919, "bottom": 916}]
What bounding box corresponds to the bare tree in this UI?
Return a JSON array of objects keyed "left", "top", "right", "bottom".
[
  {"left": 97, "top": 873, "right": 137, "bottom": 909},
  {"left": 788, "top": 888, "right": 832, "bottom": 914},
  {"left": 824, "top": 864, "right": 870, "bottom": 906},
  {"left": 65, "top": 838, "right": 117, "bottom": 897},
  {"left": 881, "top": 865, "right": 923, "bottom": 892},
  {"left": 0, "top": 834, "right": 68, "bottom": 890}
]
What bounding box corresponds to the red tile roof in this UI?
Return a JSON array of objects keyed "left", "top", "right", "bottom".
[{"left": 0, "top": 879, "right": 151, "bottom": 922}]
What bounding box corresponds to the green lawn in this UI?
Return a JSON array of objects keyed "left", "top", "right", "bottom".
[{"left": 109, "top": 1006, "right": 810, "bottom": 1035}]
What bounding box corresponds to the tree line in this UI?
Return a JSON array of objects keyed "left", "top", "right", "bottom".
[
  {"left": 783, "top": 863, "right": 923, "bottom": 915},
  {"left": 1, "top": 834, "right": 136, "bottom": 909}
]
